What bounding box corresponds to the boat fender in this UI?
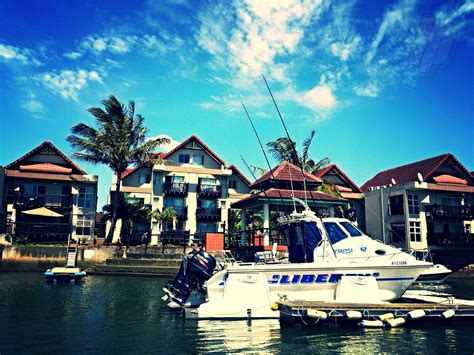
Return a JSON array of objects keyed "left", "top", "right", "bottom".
[
  {"left": 378, "top": 313, "right": 395, "bottom": 321},
  {"left": 441, "top": 309, "right": 455, "bottom": 319},
  {"left": 358, "top": 319, "right": 384, "bottom": 328},
  {"left": 270, "top": 303, "right": 279, "bottom": 311},
  {"left": 345, "top": 311, "right": 362, "bottom": 320},
  {"left": 307, "top": 309, "right": 328, "bottom": 320},
  {"left": 407, "top": 310, "right": 426, "bottom": 320},
  {"left": 385, "top": 317, "right": 406, "bottom": 328},
  {"left": 161, "top": 294, "right": 169, "bottom": 302}
]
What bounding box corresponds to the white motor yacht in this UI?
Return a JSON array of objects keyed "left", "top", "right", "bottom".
[{"left": 162, "top": 199, "right": 432, "bottom": 319}]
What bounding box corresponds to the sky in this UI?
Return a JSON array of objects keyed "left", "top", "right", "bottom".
[{"left": 0, "top": 0, "right": 473, "bottom": 209}]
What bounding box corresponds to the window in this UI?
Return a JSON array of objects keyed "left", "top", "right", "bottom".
[
  {"left": 128, "top": 197, "right": 144, "bottom": 205},
  {"left": 390, "top": 223, "right": 406, "bottom": 244},
  {"left": 76, "top": 215, "right": 93, "bottom": 237},
  {"left": 197, "top": 223, "right": 217, "bottom": 233},
  {"left": 228, "top": 180, "right": 237, "bottom": 189},
  {"left": 178, "top": 154, "right": 190, "bottom": 163},
  {"left": 323, "top": 222, "right": 348, "bottom": 244},
  {"left": 408, "top": 194, "right": 419, "bottom": 215},
  {"left": 164, "top": 197, "right": 185, "bottom": 207},
  {"left": 389, "top": 195, "right": 404, "bottom": 215},
  {"left": 201, "top": 178, "right": 217, "bottom": 185},
  {"left": 78, "top": 187, "right": 93, "bottom": 208},
  {"left": 193, "top": 154, "right": 204, "bottom": 165},
  {"left": 340, "top": 222, "right": 363, "bottom": 237},
  {"left": 198, "top": 199, "right": 217, "bottom": 208},
  {"left": 138, "top": 173, "right": 150, "bottom": 184},
  {"left": 409, "top": 221, "right": 421, "bottom": 242}
]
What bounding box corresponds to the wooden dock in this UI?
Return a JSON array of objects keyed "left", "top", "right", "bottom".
[{"left": 277, "top": 298, "right": 474, "bottom": 326}]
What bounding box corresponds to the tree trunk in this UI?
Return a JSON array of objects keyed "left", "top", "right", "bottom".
[{"left": 105, "top": 173, "right": 122, "bottom": 244}]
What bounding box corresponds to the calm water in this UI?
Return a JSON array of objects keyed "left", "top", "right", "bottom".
[{"left": 1, "top": 273, "right": 473, "bottom": 354}]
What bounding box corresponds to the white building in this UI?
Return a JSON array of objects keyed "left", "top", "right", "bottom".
[
  {"left": 362, "top": 153, "right": 473, "bottom": 251},
  {"left": 108, "top": 135, "right": 250, "bottom": 245}
]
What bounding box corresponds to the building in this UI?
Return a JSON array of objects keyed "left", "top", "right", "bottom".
[
  {"left": 362, "top": 153, "right": 473, "bottom": 251},
  {"left": 232, "top": 161, "right": 347, "bottom": 246},
  {"left": 3, "top": 141, "right": 98, "bottom": 243},
  {"left": 0, "top": 166, "right": 6, "bottom": 234},
  {"left": 108, "top": 135, "right": 251, "bottom": 244},
  {"left": 314, "top": 164, "right": 365, "bottom": 230}
]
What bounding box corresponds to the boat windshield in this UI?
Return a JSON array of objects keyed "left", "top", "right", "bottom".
[
  {"left": 323, "top": 222, "right": 348, "bottom": 244},
  {"left": 282, "top": 221, "right": 322, "bottom": 263},
  {"left": 340, "top": 221, "right": 363, "bottom": 237}
]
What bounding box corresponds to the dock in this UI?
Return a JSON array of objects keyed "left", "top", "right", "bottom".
[{"left": 277, "top": 292, "right": 474, "bottom": 327}]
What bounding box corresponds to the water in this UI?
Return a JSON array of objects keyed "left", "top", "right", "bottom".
[{"left": 1, "top": 273, "right": 473, "bottom": 354}]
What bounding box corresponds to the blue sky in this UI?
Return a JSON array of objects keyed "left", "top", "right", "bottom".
[{"left": 0, "top": 0, "right": 473, "bottom": 209}]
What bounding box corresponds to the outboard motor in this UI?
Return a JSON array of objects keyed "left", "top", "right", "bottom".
[{"left": 163, "top": 249, "right": 216, "bottom": 306}]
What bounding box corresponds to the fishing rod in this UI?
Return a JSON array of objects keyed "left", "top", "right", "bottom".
[
  {"left": 241, "top": 102, "right": 286, "bottom": 208},
  {"left": 262, "top": 74, "right": 318, "bottom": 207},
  {"left": 240, "top": 155, "right": 273, "bottom": 207}
]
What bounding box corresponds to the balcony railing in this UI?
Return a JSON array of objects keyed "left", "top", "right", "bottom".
[
  {"left": 8, "top": 222, "right": 71, "bottom": 242},
  {"left": 425, "top": 205, "right": 473, "bottom": 220},
  {"left": 163, "top": 182, "right": 188, "bottom": 196},
  {"left": 8, "top": 194, "right": 73, "bottom": 208},
  {"left": 163, "top": 205, "right": 188, "bottom": 220},
  {"left": 427, "top": 232, "right": 474, "bottom": 248},
  {"left": 197, "top": 184, "right": 222, "bottom": 198},
  {"left": 160, "top": 230, "right": 190, "bottom": 246},
  {"left": 196, "top": 207, "right": 221, "bottom": 221}
]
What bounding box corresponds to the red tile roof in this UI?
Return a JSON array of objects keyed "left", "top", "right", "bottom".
[
  {"left": 232, "top": 188, "right": 346, "bottom": 208},
  {"left": 163, "top": 135, "right": 227, "bottom": 166},
  {"left": 361, "top": 153, "right": 473, "bottom": 191},
  {"left": 314, "top": 164, "right": 361, "bottom": 193},
  {"left": 227, "top": 164, "right": 251, "bottom": 186},
  {"left": 5, "top": 141, "right": 87, "bottom": 175},
  {"left": 250, "top": 161, "right": 323, "bottom": 188},
  {"left": 20, "top": 163, "right": 72, "bottom": 174}
]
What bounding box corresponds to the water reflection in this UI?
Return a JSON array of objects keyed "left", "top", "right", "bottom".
[{"left": 0, "top": 273, "right": 473, "bottom": 353}]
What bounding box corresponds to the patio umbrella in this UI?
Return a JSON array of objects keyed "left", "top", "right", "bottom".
[{"left": 22, "top": 207, "right": 63, "bottom": 218}]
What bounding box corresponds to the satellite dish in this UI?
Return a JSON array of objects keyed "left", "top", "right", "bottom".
[
  {"left": 391, "top": 178, "right": 396, "bottom": 185},
  {"left": 417, "top": 173, "right": 423, "bottom": 183}
]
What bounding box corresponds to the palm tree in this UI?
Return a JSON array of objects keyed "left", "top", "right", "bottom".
[
  {"left": 67, "top": 95, "right": 169, "bottom": 243},
  {"left": 150, "top": 207, "right": 177, "bottom": 231},
  {"left": 266, "top": 130, "right": 330, "bottom": 174},
  {"left": 102, "top": 195, "right": 150, "bottom": 246}
]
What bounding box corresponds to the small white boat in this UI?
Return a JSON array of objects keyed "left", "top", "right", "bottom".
[
  {"left": 411, "top": 249, "right": 452, "bottom": 284},
  {"left": 162, "top": 199, "right": 432, "bottom": 319}
]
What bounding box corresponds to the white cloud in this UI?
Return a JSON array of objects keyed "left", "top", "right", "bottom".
[
  {"left": 436, "top": 0, "right": 474, "bottom": 27},
  {"left": 196, "top": 0, "right": 323, "bottom": 85},
  {"left": 63, "top": 51, "right": 82, "bottom": 59},
  {"left": 22, "top": 98, "right": 44, "bottom": 113},
  {"left": 365, "top": 0, "right": 417, "bottom": 64},
  {"left": 39, "top": 69, "right": 104, "bottom": 101},
  {"left": 0, "top": 43, "right": 40, "bottom": 65},
  {"left": 301, "top": 85, "right": 337, "bottom": 110},
  {"left": 354, "top": 83, "right": 379, "bottom": 97},
  {"left": 148, "top": 134, "right": 180, "bottom": 152}
]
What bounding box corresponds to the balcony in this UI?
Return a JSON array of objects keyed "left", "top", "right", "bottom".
[
  {"left": 160, "top": 230, "right": 190, "bottom": 246},
  {"left": 196, "top": 207, "right": 221, "bottom": 221},
  {"left": 197, "top": 184, "right": 222, "bottom": 198},
  {"left": 425, "top": 204, "right": 473, "bottom": 220},
  {"left": 8, "top": 194, "right": 73, "bottom": 208},
  {"left": 8, "top": 222, "right": 71, "bottom": 242},
  {"left": 427, "top": 232, "right": 474, "bottom": 248},
  {"left": 163, "top": 182, "right": 188, "bottom": 197},
  {"left": 163, "top": 205, "right": 188, "bottom": 220}
]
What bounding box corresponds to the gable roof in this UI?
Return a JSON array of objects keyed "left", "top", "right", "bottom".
[
  {"left": 250, "top": 161, "right": 323, "bottom": 188},
  {"left": 5, "top": 141, "right": 87, "bottom": 175},
  {"left": 361, "top": 153, "right": 473, "bottom": 191},
  {"left": 314, "top": 164, "right": 361, "bottom": 193},
  {"left": 163, "top": 135, "right": 226, "bottom": 166},
  {"left": 232, "top": 188, "right": 346, "bottom": 208},
  {"left": 228, "top": 164, "right": 251, "bottom": 186}
]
